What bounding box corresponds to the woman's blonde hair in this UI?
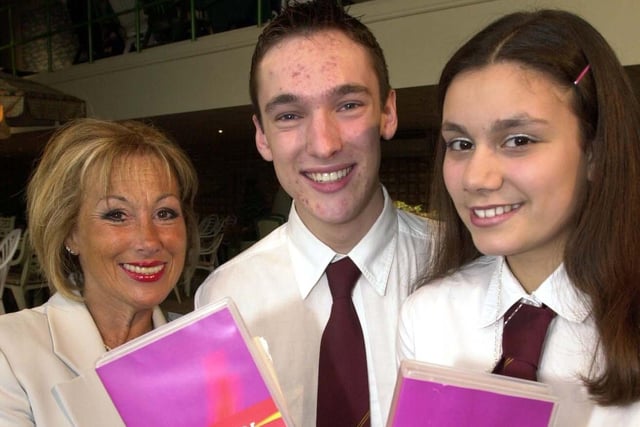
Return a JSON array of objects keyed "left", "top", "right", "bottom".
[{"left": 27, "top": 118, "right": 199, "bottom": 300}]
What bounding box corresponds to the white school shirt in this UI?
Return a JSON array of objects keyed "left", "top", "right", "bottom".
[
  {"left": 398, "top": 255, "right": 640, "bottom": 426},
  {"left": 196, "top": 186, "right": 434, "bottom": 426}
]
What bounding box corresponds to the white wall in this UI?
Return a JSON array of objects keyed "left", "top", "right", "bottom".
[{"left": 29, "top": 0, "right": 640, "bottom": 121}]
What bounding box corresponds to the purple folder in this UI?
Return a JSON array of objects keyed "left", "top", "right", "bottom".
[
  {"left": 95, "top": 298, "right": 290, "bottom": 427},
  {"left": 388, "top": 360, "right": 557, "bottom": 427}
]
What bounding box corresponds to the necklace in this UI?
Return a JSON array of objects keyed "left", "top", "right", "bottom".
[{"left": 104, "top": 344, "right": 112, "bottom": 352}]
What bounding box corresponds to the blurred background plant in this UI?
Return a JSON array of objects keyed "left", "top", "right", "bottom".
[{"left": 393, "top": 200, "right": 436, "bottom": 219}]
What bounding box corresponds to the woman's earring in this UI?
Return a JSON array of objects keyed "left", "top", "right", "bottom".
[{"left": 65, "top": 246, "right": 77, "bottom": 256}]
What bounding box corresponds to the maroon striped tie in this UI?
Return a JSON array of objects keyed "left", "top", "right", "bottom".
[
  {"left": 317, "top": 257, "right": 370, "bottom": 427},
  {"left": 493, "top": 302, "right": 556, "bottom": 381}
]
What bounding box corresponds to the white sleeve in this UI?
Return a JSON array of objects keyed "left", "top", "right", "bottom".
[
  {"left": 396, "top": 296, "right": 417, "bottom": 364},
  {"left": 0, "top": 349, "right": 35, "bottom": 427}
]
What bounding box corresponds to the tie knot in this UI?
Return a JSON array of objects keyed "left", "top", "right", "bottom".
[
  {"left": 504, "top": 302, "right": 556, "bottom": 333},
  {"left": 326, "top": 257, "right": 361, "bottom": 299}
]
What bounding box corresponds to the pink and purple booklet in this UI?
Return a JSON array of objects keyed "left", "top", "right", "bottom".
[
  {"left": 95, "top": 298, "right": 291, "bottom": 426},
  {"left": 387, "top": 359, "right": 558, "bottom": 427}
]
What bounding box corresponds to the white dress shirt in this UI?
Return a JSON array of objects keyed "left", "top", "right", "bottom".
[
  {"left": 196, "top": 186, "right": 434, "bottom": 426},
  {"left": 398, "top": 255, "right": 640, "bottom": 426},
  {"left": 0, "top": 292, "right": 166, "bottom": 426}
]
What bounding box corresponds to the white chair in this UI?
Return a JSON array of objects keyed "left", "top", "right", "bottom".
[
  {"left": 182, "top": 231, "right": 225, "bottom": 297},
  {"left": 4, "top": 230, "right": 49, "bottom": 311},
  {"left": 9, "top": 228, "right": 30, "bottom": 268},
  {"left": 174, "top": 214, "right": 218, "bottom": 301},
  {"left": 198, "top": 214, "right": 225, "bottom": 238},
  {"left": 0, "top": 229, "right": 22, "bottom": 315},
  {"left": 197, "top": 232, "right": 225, "bottom": 272},
  {"left": 176, "top": 213, "right": 239, "bottom": 300}
]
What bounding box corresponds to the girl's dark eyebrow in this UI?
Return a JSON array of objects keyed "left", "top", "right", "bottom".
[
  {"left": 441, "top": 115, "right": 548, "bottom": 134},
  {"left": 441, "top": 122, "right": 467, "bottom": 133},
  {"left": 490, "top": 116, "right": 548, "bottom": 133}
]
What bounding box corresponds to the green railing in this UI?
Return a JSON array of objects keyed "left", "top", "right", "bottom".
[{"left": 0, "top": 0, "right": 273, "bottom": 76}]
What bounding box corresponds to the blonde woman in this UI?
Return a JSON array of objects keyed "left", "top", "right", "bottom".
[{"left": 0, "top": 119, "right": 199, "bottom": 425}]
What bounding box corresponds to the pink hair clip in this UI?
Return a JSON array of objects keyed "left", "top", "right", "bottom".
[{"left": 574, "top": 64, "right": 591, "bottom": 85}]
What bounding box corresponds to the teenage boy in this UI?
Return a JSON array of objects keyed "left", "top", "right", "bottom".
[{"left": 195, "top": 2, "right": 434, "bottom": 425}]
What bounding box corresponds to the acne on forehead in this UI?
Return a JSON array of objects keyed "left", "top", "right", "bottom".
[
  {"left": 320, "top": 57, "right": 339, "bottom": 72},
  {"left": 262, "top": 30, "right": 356, "bottom": 68},
  {"left": 270, "top": 43, "right": 340, "bottom": 69},
  {"left": 285, "top": 62, "right": 310, "bottom": 81},
  {"left": 260, "top": 42, "right": 367, "bottom": 103}
]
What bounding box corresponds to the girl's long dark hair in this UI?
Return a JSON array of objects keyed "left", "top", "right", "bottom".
[{"left": 422, "top": 10, "right": 640, "bottom": 405}]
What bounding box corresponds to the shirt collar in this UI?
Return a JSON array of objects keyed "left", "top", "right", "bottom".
[
  {"left": 287, "top": 185, "right": 398, "bottom": 298},
  {"left": 480, "top": 256, "right": 592, "bottom": 328}
]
